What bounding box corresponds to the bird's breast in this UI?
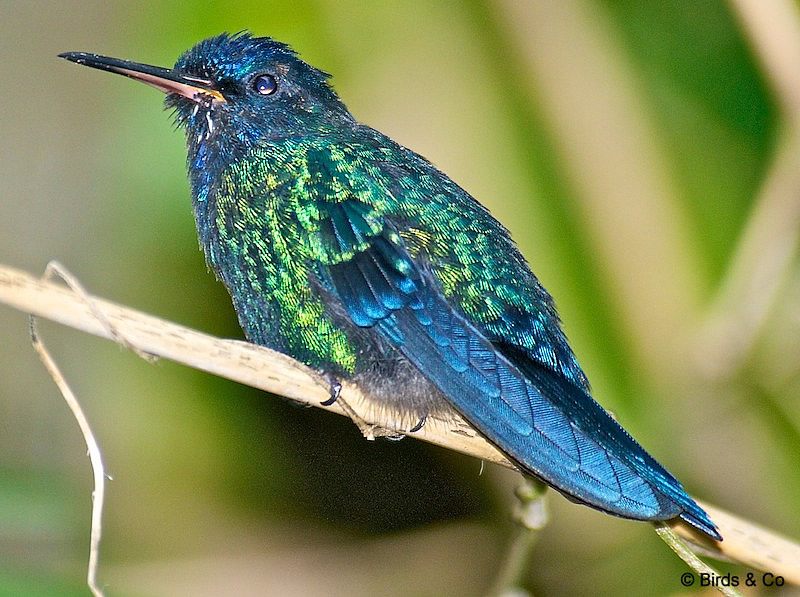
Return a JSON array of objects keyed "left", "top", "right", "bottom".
[{"left": 193, "top": 167, "right": 360, "bottom": 375}]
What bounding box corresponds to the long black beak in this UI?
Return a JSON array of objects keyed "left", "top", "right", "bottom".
[{"left": 59, "top": 52, "right": 225, "bottom": 104}]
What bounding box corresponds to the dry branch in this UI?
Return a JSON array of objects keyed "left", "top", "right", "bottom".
[
  {"left": 30, "top": 316, "right": 106, "bottom": 597},
  {"left": 1, "top": 262, "right": 798, "bottom": 583}
]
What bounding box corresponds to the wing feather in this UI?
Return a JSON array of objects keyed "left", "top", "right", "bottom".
[{"left": 308, "top": 171, "right": 719, "bottom": 539}]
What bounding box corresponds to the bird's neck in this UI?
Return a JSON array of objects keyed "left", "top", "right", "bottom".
[
  {"left": 186, "top": 133, "right": 301, "bottom": 268},
  {"left": 186, "top": 132, "right": 228, "bottom": 267},
  {"left": 185, "top": 124, "right": 365, "bottom": 270}
]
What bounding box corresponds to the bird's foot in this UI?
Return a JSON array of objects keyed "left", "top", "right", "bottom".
[
  {"left": 316, "top": 371, "right": 423, "bottom": 440},
  {"left": 409, "top": 415, "right": 427, "bottom": 433},
  {"left": 368, "top": 415, "right": 426, "bottom": 441},
  {"left": 316, "top": 377, "right": 380, "bottom": 439},
  {"left": 333, "top": 398, "right": 407, "bottom": 441},
  {"left": 338, "top": 400, "right": 381, "bottom": 440},
  {"left": 320, "top": 373, "right": 342, "bottom": 406}
]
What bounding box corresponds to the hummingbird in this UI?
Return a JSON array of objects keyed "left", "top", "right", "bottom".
[{"left": 60, "top": 32, "right": 720, "bottom": 541}]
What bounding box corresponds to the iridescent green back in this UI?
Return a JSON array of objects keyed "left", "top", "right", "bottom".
[{"left": 207, "top": 127, "right": 587, "bottom": 391}]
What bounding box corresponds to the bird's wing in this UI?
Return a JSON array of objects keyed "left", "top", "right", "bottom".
[{"left": 308, "top": 192, "right": 719, "bottom": 539}]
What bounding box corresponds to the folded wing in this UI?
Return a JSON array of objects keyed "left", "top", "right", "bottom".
[{"left": 314, "top": 198, "right": 720, "bottom": 540}]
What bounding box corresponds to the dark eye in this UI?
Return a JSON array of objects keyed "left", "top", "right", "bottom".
[{"left": 253, "top": 74, "right": 277, "bottom": 95}]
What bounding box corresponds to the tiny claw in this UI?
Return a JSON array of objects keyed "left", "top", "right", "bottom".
[
  {"left": 409, "top": 416, "right": 427, "bottom": 433},
  {"left": 320, "top": 375, "right": 342, "bottom": 406}
]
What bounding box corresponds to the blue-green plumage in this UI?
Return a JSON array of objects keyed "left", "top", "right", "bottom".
[{"left": 60, "top": 32, "right": 721, "bottom": 541}]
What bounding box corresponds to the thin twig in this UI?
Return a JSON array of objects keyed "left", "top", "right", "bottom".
[
  {"left": 29, "top": 316, "right": 106, "bottom": 597},
  {"left": 488, "top": 478, "right": 549, "bottom": 596},
  {"left": 1, "top": 262, "right": 799, "bottom": 583},
  {"left": 667, "top": 501, "right": 800, "bottom": 584},
  {"left": 43, "top": 260, "right": 157, "bottom": 362},
  {"left": 655, "top": 524, "right": 743, "bottom": 597}
]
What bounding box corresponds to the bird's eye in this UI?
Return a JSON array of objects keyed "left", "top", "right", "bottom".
[{"left": 253, "top": 74, "right": 278, "bottom": 96}]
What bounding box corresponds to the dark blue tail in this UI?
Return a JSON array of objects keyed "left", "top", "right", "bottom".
[{"left": 388, "top": 293, "right": 720, "bottom": 540}]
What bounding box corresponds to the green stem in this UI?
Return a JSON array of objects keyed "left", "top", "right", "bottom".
[
  {"left": 488, "top": 478, "right": 549, "bottom": 596},
  {"left": 654, "top": 523, "right": 743, "bottom": 597}
]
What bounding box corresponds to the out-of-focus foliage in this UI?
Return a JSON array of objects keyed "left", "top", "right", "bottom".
[{"left": 0, "top": 1, "right": 797, "bottom": 595}]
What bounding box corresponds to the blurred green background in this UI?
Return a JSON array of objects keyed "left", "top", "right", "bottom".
[{"left": 1, "top": 1, "right": 799, "bottom": 595}]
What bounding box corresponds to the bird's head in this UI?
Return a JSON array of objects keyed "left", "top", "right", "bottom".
[{"left": 61, "top": 32, "right": 354, "bottom": 161}]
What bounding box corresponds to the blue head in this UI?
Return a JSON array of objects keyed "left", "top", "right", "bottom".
[
  {"left": 61, "top": 32, "right": 354, "bottom": 166},
  {"left": 168, "top": 33, "right": 353, "bottom": 152}
]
